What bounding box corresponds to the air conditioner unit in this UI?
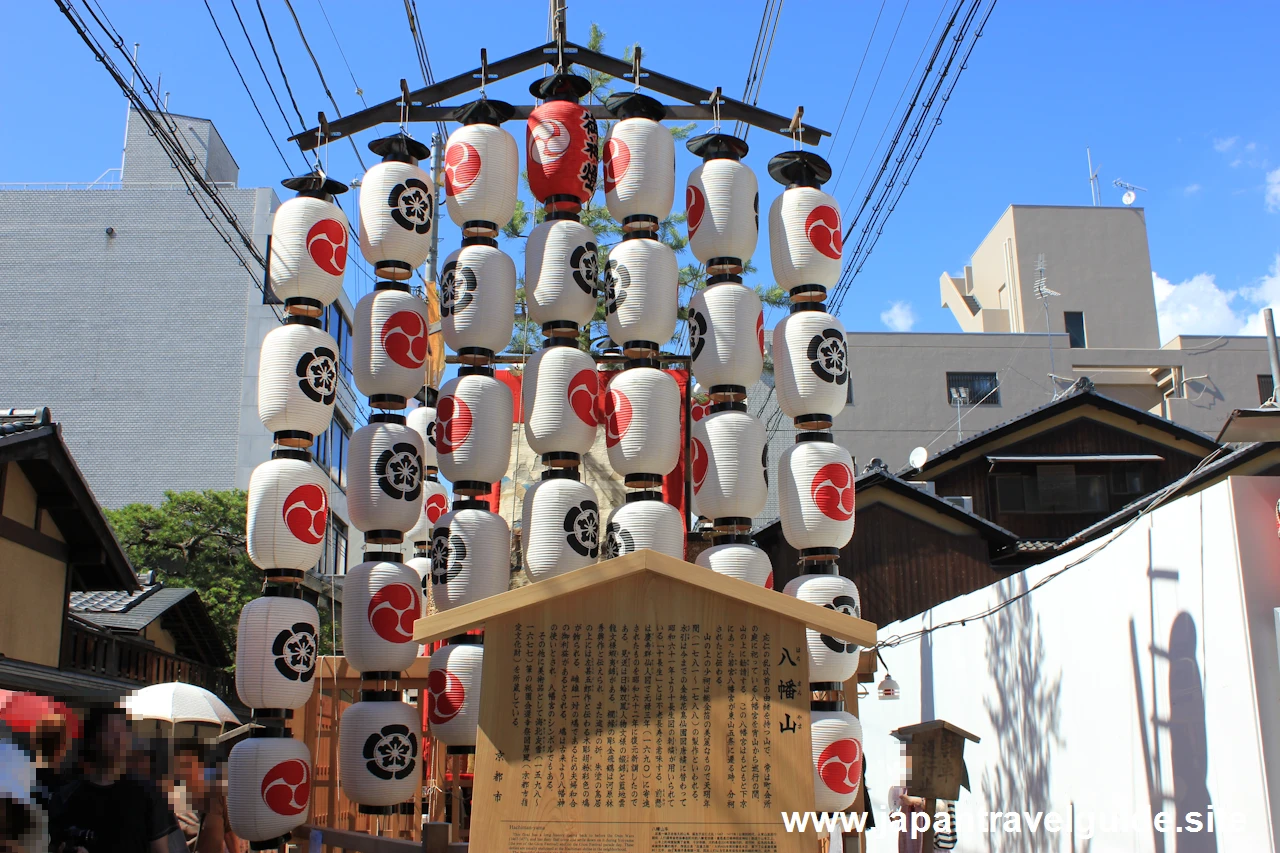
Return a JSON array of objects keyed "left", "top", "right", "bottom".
[{"left": 941, "top": 495, "right": 974, "bottom": 513}]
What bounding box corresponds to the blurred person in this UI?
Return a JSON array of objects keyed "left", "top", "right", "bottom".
[
  {"left": 171, "top": 745, "right": 239, "bottom": 853},
  {"left": 0, "top": 740, "right": 47, "bottom": 853},
  {"left": 48, "top": 706, "right": 176, "bottom": 853}
]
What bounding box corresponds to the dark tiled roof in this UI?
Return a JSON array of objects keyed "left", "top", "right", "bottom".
[
  {"left": 74, "top": 587, "right": 197, "bottom": 633},
  {"left": 69, "top": 585, "right": 158, "bottom": 615}
]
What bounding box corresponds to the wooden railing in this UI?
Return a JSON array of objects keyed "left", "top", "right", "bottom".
[{"left": 62, "top": 619, "right": 235, "bottom": 699}]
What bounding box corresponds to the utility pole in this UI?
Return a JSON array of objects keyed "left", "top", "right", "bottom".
[
  {"left": 427, "top": 131, "right": 444, "bottom": 284},
  {"left": 1087, "top": 147, "right": 1101, "bottom": 206},
  {"left": 1265, "top": 308, "right": 1280, "bottom": 404}
]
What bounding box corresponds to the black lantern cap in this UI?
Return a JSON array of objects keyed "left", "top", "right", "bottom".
[
  {"left": 768, "top": 151, "right": 833, "bottom": 188},
  {"left": 450, "top": 98, "right": 516, "bottom": 126},
  {"left": 368, "top": 132, "right": 430, "bottom": 164},
  {"left": 280, "top": 170, "right": 348, "bottom": 198},
  {"left": 529, "top": 72, "right": 593, "bottom": 102},
  {"left": 687, "top": 132, "right": 750, "bottom": 161},
  {"left": 604, "top": 92, "right": 667, "bottom": 121}
]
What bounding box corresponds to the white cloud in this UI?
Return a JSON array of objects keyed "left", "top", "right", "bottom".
[
  {"left": 1184, "top": 183, "right": 1202, "bottom": 195},
  {"left": 1266, "top": 168, "right": 1280, "bottom": 212},
  {"left": 1238, "top": 257, "right": 1280, "bottom": 334},
  {"left": 1153, "top": 255, "right": 1280, "bottom": 341},
  {"left": 1214, "top": 136, "right": 1238, "bottom": 153},
  {"left": 880, "top": 301, "right": 917, "bottom": 332}
]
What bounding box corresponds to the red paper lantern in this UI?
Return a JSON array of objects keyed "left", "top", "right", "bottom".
[{"left": 526, "top": 74, "right": 598, "bottom": 212}]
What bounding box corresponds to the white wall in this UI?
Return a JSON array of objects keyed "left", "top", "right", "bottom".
[{"left": 856, "top": 476, "right": 1280, "bottom": 852}]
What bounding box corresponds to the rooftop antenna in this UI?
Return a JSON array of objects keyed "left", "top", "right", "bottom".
[
  {"left": 1113, "top": 178, "right": 1148, "bottom": 206},
  {"left": 1033, "top": 253, "right": 1063, "bottom": 398},
  {"left": 1087, "top": 147, "right": 1101, "bottom": 206}
]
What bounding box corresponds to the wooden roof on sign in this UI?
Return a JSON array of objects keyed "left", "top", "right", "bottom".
[
  {"left": 413, "top": 549, "right": 877, "bottom": 648},
  {"left": 892, "top": 719, "right": 981, "bottom": 743}
]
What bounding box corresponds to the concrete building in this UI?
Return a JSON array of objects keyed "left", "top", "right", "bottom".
[
  {"left": 832, "top": 205, "right": 1274, "bottom": 472},
  {"left": 0, "top": 109, "right": 360, "bottom": 576}
]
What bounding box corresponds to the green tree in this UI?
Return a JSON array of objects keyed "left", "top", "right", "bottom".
[{"left": 105, "top": 489, "right": 336, "bottom": 666}]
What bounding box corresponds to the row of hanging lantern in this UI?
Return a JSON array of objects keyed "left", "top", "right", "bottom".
[
  {"left": 768, "top": 149, "right": 864, "bottom": 812},
  {"left": 230, "top": 171, "right": 355, "bottom": 847}
]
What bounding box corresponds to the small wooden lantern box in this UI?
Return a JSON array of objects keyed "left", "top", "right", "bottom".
[
  {"left": 891, "top": 720, "right": 980, "bottom": 801},
  {"left": 415, "top": 549, "right": 877, "bottom": 853}
]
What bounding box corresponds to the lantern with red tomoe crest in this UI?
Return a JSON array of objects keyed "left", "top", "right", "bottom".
[
  {"left": 268, "top": 172, "right": 349, "bottom": 317},
  {"left": 444, "top": 99, "right": 519, "bottom": 238},
  {"left": 685, "top": 134, "right": 757, "bottom": 276},
  {"left": 522, "top": 342, "right": 598, "bottom": 466},
  {"left": 354, "top": 284, "right": 430, "bottom": 410},
  {"left": 778, "top": 434, "right": 856, "bottom": 560},
  {"left": 602, "top": 92, "right": 674, "bottom": 232},
  {"left": 767, "top": 151, "right": 842, "bottom": 304}
]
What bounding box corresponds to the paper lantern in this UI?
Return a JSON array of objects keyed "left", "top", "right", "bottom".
[
  {"left": 688, "top": 282, "right": 764, "bottom": 398},
  {"left": 427, "top": 642, "right": 483, "bottom": 750},
  {"left": 429, "top": 503, "right": 509, "bottom": 611},
  {"left": 406, "top": 398, "right": 438, "bottom": 471},
  {"left": 811, "top": 707, "right": 863, "bottom": 812},
  {"left": 526, "top": 74, "right": 598, "bottom": 211},
  {"left": 784, "top": 573, "right": 862, "bottom": 683},
  {"left": 522, "top": 343, "right": 598, "bottom": 463},
  {"left": 604, "top": 367, "right": 679, "bottom": 488},
  {"left": 521, "top": 473, "right": 599, "bottom": 582},
  {"left": 354, "top": 285, "right": 430, "bottom": 409},
  {"left": 767, "top": 151, "right": 841, "bottom": 302},
  {"left": 436, "top": 370, "right": 513, "bottom": 493},
  {"left": 690, "top": 403, "right": 767, "bottom": 527},
  {"left": 342, "top": 556, "right": 421, "bottom": 674},
  {"left": 779, "top": 436, "right": 856, "bottom": 557},
  {"left": 257, "top": 318, "right": 338, "bottom": 448},
  {"left": 235, "top": 595, "right": 319, "bottom": 710},
  {"left": 406, "top": 556, "right": 431, "bottom": 614},
  {"left": 339, "top": 698, "right": 421, "bottom": 809},
  {"left": 440, "top": 239, "right": 517, "bottom": 363},
  {"left": 773, "top": 308, "right": 849, "bottom": 429},
  {"left": 405, "top": 477, "right": 449, "bottom": 548},
  {"left": 685, "top": 134, "right": 757, "bottom": 274},
  {"left": 444, "top": 100, "right": 518, "bottom": 236},
  {"left": 268, "top": 174, "right": 349, "bottom": 316},
  {"left": 228, "top": 737, "right": 311, "bottom": 845},
  {"left": 359, "top": 134, "right": 434, "bottom": 280},
  {"left": 525, "top": 217, "right": 599, "bottom": 337},
  {"left": 247, "top": 451, "right": 330, "bottom": 576},
  {"left": 604, "top": 236, "right": 678, "bottom": 356},
  {"left": 348, "top": 417, "right": 425, "bottom": 543},
  {"left": 604, "top": 494, "right": 683, "bottom": 561},
  {"left": 695, "top": 538, "right": 773, "bottom": 588},
  {"left": 602, "top": 93, "right": 674, "bottom": 230}
]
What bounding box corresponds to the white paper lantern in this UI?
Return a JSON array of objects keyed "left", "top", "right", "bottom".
[
  {"left": 358, "top": 135, "right": 434, "bottom": 280},
  {"left": 603, "top": 93, "right": 675, "bottom": 228},
  {"left": 348, "top": 418, "right": 425, "bottom": 542},
  {"left": 695, "top": 539, "right": 774, "bottom": 588},
  {"left": 784, "top": 573, "right": 862, "bottom": 683},
  {"left": 690, "top": 405, "right": 767, "bottom": 525},
  {"left": 685, "top": 135, "right": 757, "bottom": 273},
  {"left": 268, "top": 176, "right": 349, "bottom": 314},
  {"left": 604, "top": 367, "right": 680, "bottom": 487},
  {"left": 811, "top": 708, "right": 863, "bottom": 812},
  {"left": 227, "top": 737, "right": 311, "bottom": 845},
  {"left": 429, "top": 504, "right": 509, "bottom": 611},
  {"left": 406, "top": 399, "right": 438, "bottom": 471},
  {"left": 688, "top": 282, "right": 764, "bottom": 396},
  {"left": 436, "top": 371, "right": 513, "bottom": 491},
  {"left": 406, "top": 556, "right": 431, "bottom": 614},
  {"left": 354, "top": 285, "right": 430, "bottom": 407},
  {"left": 604, "top": 496, "right": 683, "bottom": 561},
  {"left": 521, "top": 474, "right": 599, "bottom": 581},
  {"left": 769, "top": 187, "right": 842, "bottom": 298},
  {"left": 339, "top": 699, "right": 421, "bottom": 808},
  {"left": 235, "top": 596, "right": 319, "bottom": 710},
  {"left": 405, "top": 477, "right": 450, "bottom": 548},
  {"left": 525, "top": 217, "right": 598, "bottom": 336},
  {"left": 427, "top": 642, "right": 483, "bottom": 750},
  {"left": 257, "top": 319, "right": 338, "bottom": 447},
  {"left": 247, "top": 452, "right": 330, "bottom": 575},
  {"left": 342, "top": 557, "right": 421, "bottom": 673},
  {"left": 778, "top": 438, "right": 857, "bottom": 555},
  {"left": 440, "top": 240, "right": 517, "bottom": 362},
  {"left": 522, "top": 344, "right": 598, "bottom": 462},
  {"left": 444, "top": 101, "right": 519, "bottom": 235},
  {"left": 604, "top": 236, "right": 678, "bottom": 354},
  {"left": 773, "top": 308, "right": 849, "bottom": 429}
]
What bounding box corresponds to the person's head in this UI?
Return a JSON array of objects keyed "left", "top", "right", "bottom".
[
  {"left": 79, "top": 705, "right": 129, "bottom": 773},
  {"left": 173, "top": 744, "right": 206, "bottom": 794}
]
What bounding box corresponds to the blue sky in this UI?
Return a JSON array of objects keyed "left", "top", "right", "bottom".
[{"left": 4, "top": 0, "right": 1277, "bottom": 342}]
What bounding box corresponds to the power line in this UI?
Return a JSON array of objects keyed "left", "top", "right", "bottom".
[
  {"left": 226, "top": 0, "right": 302, "bottom": 140},
  {"left": 281, "top": 0, "right": 368, "bottom": 171},
  {"left": 313, "top": 0, "right": 367, "bottom": 107},
  {"left": 824, "top": 0, "right": 889, "bottom": 159},
  {"left": 734, "top": 0, "right": 784, "bottom": 140},
  {"left": 402, "top": 0, "right": 448, "bottom": 138},
  {"left": 255, "top": 0, "right": 310, "bottom": 131}
]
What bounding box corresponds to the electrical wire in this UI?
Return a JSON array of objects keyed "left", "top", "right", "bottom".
[
  {"left": 281, "top": 0, "right": 367, "bottom": 171},
  {"left": 402, "top": 0, "right": 448, "bottom": 139},
  {"left": 823, "top": 0, "right": 889, "bottom": 159},
  {"left": 227, "top": 0, "right": 301, "bottom": 139},
  {"left": 734, "top": 0, "right": 784, "bottom": 141},
  {"left": 255, "top": 0, "right": 310, "bottom": 131},
  {"left": 313, "top": 0, "right": 367, "bottom": 107}
]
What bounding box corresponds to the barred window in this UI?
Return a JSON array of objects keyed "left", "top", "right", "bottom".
[{"left": 945, "top": 372, "right": 1000, "bottom": 406}]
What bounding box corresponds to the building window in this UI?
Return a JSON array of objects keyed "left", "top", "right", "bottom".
[
  {"left": 1110, "top": 464, "right": 1146, "bottom": 496},
  {"left": 945, "top": 372, "right": 1000, "bottom": 406},
  {"left": 324, "top": 303, "right": 354, "bottom": 388},
  {"left": 1064, "top": 312, "right": 1086, "bottom": 348},
  {"left": 319, "top": 514, "right": 349, "bottom": 576},
  {"left": 993, "top": 465, "right": 1108, "bottom": 514},
  {"left": 312, "top": 413, "right": 351, "bottom": 490},
  {"left": 1259, "top": 374, "right": 1275, "bottom": 405}
]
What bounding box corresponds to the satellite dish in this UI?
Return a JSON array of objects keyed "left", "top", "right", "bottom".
[
  {"left": 1122, "top": 190, "right": 1136, "bottom": 206},
  {"left": 908, "top": 446, "right": 928, "bottom": 469}
]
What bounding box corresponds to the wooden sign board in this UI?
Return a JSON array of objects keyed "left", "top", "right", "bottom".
[
  {"left": 893, "top": 720, "right": 979, "bottom": 801},
  {"left": 471, "top": 571, "right": 814, "bottom": 853}
]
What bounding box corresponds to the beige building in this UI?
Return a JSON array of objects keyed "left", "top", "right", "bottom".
[{"left": 833, "top": 205, "right": 1274, "bottom": 471}]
